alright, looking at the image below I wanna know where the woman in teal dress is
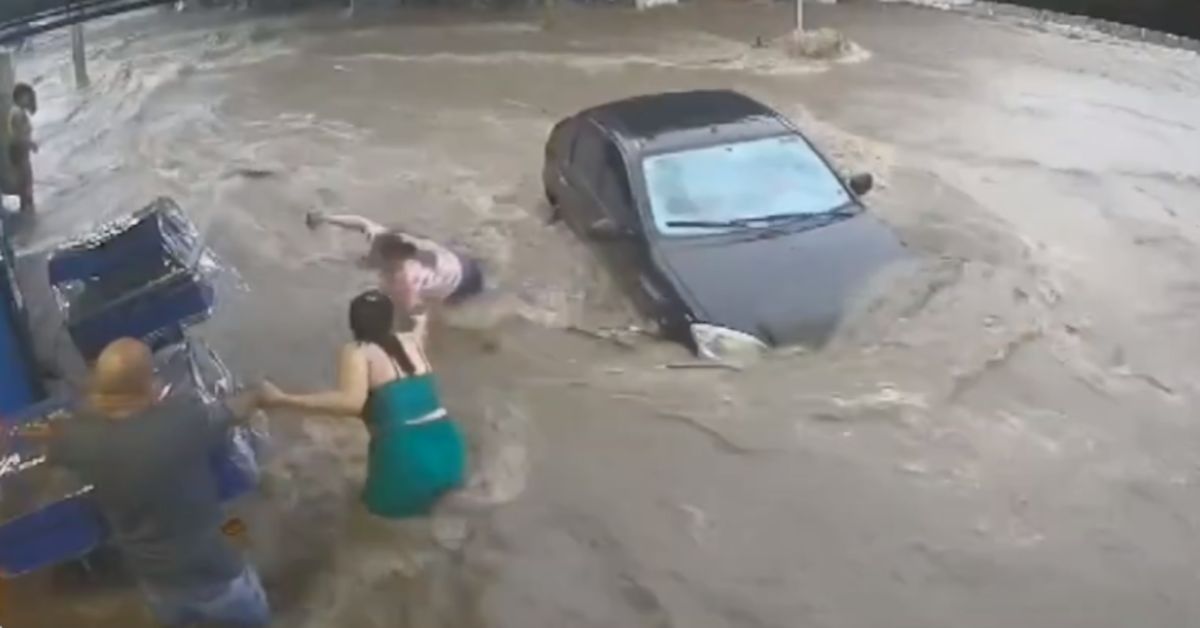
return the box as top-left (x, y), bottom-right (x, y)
top-left (260, 290), bottom-right (466, 518)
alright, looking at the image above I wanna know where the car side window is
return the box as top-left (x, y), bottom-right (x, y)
top-left (571, 123), bottom-right (607, 180)
top-left (597, 143), bottom-right (635, 222)
top-left (572, 122), bottom-right (637, 225)
top-left (548, 118), bottom-right (576, 161)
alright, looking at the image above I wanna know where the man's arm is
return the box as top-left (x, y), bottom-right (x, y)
top-left (15, 422), bottom-right (59, 441)
top-left (3, 414), bottom-right (70, 466)
top-left (2, 406), bottom-right (71, 444)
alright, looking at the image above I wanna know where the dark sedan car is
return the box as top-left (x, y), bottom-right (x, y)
top-left (543, 90), bottom-right (905, 359)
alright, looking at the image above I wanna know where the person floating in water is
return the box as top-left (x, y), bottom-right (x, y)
top-left (7, 83), bottom-right (38, 215)
top-left (306, 211), bottom-right (485, 314)
top-left (259, 290), bottom-right (467, 519)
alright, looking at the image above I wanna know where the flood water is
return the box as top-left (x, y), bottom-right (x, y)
top-left (5, 2), bottom-right (1200, 626)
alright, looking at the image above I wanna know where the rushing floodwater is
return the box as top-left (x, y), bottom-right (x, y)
top-left (5, 2), bottom-right (1200, 627)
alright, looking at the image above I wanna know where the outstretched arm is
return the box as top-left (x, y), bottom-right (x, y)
top-left (260, 344), bottom-right (370, 417)
top-left (308, 212), bottom-right (449, 254)
top-left (309, 212), bottom-right (388, 240)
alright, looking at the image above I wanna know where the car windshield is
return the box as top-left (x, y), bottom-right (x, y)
top-left (642, 135), bottom-right (851, 236)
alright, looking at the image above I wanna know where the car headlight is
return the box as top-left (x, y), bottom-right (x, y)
top-left (690, 323), bottom-right (768, 362)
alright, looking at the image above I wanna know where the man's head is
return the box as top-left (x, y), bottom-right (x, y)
top-left (88, 338), bottom-right (156, 417)
top-left (12, 83), bottom-right (36, 115)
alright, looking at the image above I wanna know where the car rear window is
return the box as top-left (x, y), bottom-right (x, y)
top-left (642, 135), bottom-right (850, 236)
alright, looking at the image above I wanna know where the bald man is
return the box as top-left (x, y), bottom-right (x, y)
top-left (42, 338), bottom-right (271, 627)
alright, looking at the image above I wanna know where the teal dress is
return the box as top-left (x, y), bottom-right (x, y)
top-left (362, 374), bottom-right (466, 518)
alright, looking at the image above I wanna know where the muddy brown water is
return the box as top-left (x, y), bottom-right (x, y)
top-left (4, 2), bottom-right (1200, 627)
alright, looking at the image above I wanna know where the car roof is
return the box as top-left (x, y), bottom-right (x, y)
top-left (583, 90), bottom-right (791, 152)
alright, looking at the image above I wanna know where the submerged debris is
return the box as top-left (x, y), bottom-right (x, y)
top-left (653, 410), bottom-right (781, 456)
top-left (780, 28), bottom-right (854, 60)
top-left (224, 166), bottom-right (280, 180)
top-left (564, 325), bottom-right (639, 350)
top-left (662, 361), bottom-right (742, 372)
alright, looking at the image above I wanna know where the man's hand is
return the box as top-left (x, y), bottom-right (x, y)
top-left (19, 423), bottom-right (55, 440)
top-left (227, 389), bottom-right (263, 420)
top-left (305, 211), bottom-right (326, 230)
top-left (2, 421), bottom-right (58, 446)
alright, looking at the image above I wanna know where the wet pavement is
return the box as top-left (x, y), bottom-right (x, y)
top-left (5, 1), bottom-right (1200, 626)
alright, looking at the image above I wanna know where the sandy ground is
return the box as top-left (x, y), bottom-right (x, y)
top-left (4, 1), bottom-right (1200, 626)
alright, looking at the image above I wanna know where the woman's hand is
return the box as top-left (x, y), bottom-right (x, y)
top-left (251, 347), bottom-right (369, 418)
top-left (258, 381), bottom-right (287, 407)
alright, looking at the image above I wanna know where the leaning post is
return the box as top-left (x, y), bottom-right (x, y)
top-left (72, 14), bottom-right (90, 89)
top-left (0, 49), bottom-right (14, 194)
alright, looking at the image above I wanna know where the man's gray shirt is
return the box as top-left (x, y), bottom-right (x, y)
top-left (50, 394), bottom-right (244, 589)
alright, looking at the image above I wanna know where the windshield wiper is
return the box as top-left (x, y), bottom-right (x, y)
top-left (664, 219), bottom-right (756, 229)
top-left (665, 204), bottom-right (859, 230)
top-left (744, 204), bottom-right (860, 224)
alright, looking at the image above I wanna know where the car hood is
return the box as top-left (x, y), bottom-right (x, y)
top-left (654, 213), bottom-right (906, 348)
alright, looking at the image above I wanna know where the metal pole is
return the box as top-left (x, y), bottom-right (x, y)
top-left (0, 49), bottom-right (13, 195)
top-left (795, 0), bottom-right (804, 33)
top-left (71, 15), bottom-right (90, 89)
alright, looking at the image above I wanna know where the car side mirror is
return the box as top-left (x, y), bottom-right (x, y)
top-left (848, 172), bottom-right (874, 196)
top-left (586, 218), bottom-right (632, 241)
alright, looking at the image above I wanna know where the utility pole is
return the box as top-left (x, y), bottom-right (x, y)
top-left (72, 24), bottom-right (89, 88)
top-left (0, 49), bottom-right (12, 197)
top-left (71, 2), bottom-right (90, 89)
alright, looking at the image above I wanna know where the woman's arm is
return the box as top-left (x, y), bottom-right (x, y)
top-left (260, 344), bottom-right (370, 417)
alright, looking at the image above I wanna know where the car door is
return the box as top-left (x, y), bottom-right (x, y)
top-left (578, 130), bottom-right (677, 327)
top-left (543, 117), bottom-right (576, 218)
top-left (557, 118), bottom-right (610, 234)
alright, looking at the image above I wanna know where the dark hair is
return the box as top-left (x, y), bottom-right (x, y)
top-left (12, 83), bottom-right (34, 103)
top-left (367, 232), bottom-right (419, 267)
top-left (348, 290), bottom-right (415, 376)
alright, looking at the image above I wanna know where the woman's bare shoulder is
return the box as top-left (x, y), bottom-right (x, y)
top-left (341, 341), bottom-right (369, 358)
top-left (392, 330), bottom-right (420, 345)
